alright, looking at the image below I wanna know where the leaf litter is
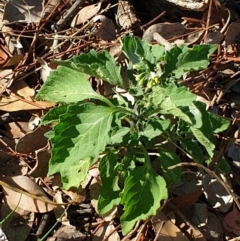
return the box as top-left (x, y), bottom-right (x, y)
top-left (0, 0), bottom-right (240, 240)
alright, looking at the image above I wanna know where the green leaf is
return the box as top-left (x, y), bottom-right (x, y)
top-left (148, 83), bottom-right (196, 107)
top-left (120, 164), bottom-right (168, 235)
top-left (56, 50), bottom-right (125, 87)
top-left (190, 126), bottom-right (215, 157)
top-left (41, 106), bottom-right (68, 125)
top-left (180, 138), bottom-right (204, 164)
top-left (159, 150), bottom-right (182, 183)
top-left (44, 130), bottom-right (55, 140)
top-left (164, 44), bottom-right (217, 78)
top-left (146, 85), bottom-right (205, 128)
top-left (218, 157), bottom-right (230, 174)
top-left (48, 103), bottom-right (116, 189)
top-left (208, 113), bottom-right (230, 133)
top-left (36, 66), bottom-right (110, 105)
top-left (98, 151), bottom-right (121, 214)
top-left (163, 83), bottom-right (196, 107)
top-left (141, 119), bottom-right (171, 140)
top-left (110, 126), bottom-right (130, 144)
top-left (121, 35), bottom-right (165, 65)
top-left (121, 35), bottom-right (144, 64)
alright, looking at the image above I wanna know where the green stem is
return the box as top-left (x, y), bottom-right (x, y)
top-left (38, 205), bottom-right (70, 241)
top-left (139, 143), bottom-right (151, 168)
top-left (116, 106), bottom-right (138, 117)
top-left (98, 95), bottom-right (115, 108)
top-left (0, 192), bottom-right (22, 225)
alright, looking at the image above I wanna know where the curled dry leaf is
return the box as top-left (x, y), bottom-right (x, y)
top-left (143, 23), bottom-right (187, 42)
top-left (93, 15), bottom-right (116, 41)
top-left (153, 32), bottom-right (172, 51)
top-left (116, 0), bottom-right (140, 30)
top-left (186, 30), bottom-right (204, 45)
top-left (28, 146), bottom-right (51, 178)
top-left (0, 175), bottom-right (58, 213)
top-left (71, 2), bottom-right (102, 27)
top-left (37, 57), bottom-right (52, 83)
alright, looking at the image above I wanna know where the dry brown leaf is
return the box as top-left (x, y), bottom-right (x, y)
top-left (0, 95), bottom-right (54, 111)
top-left (3, 54), bottom-right (23, 67)
top-left (225, 22), bottom-right (240, 45)
top-left (223, 204), bottom-right (240, 236)
top-left (0, 78), bottom-right (54, 111)
top-left (90, 178), bottom-right (101, 211)
top-left (93, 15), bottom-right (116, 41)
top-left (116, 0), bottom-right (140, 30)
top-left (152, 210), bottom-right (190, 241)
top-left (93, 223), bottom-right (120, 241)
top-left (0, 136), bottom-right (26, 176)
top-left (47, 225), bottom-right (85, 241)
top-left (28, 146), bottom-right (51, 178)
top-left (53, 191), bottom-right (70, 226)
top-left (143, 23), bottom-right (187, 42)
top-left (162, 191), bottom-right (203, 215)
top-left (185, 30), bottom-right (204, 45)
top-left (37, 57), bottom-right (52, 83)
top-left (1, 202), bottom-right (34, 241)
top-left (44, 0), bottom-right (61, 17)
top-left (71, 2), bottom-right (102, 27)
top-left (16, 126), bottom-right (50, 154)
top-left (62, 187), bottom-right (86, 203)
top-left (0, 44), bottom-right (9, 66)
top-left (3, 121), bottom-right (29, 139)
top-left (3, 0), bottom-right (44, 23)
top-left (1, 175), bottom-right (57, 213)
top-left (0, 68), bottom-right (13, 93)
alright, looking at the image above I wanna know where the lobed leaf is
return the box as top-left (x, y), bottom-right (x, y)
top-left (141, 119), bottom-right (171, 140)
top-left (159, 150), bottom-right (182, 183)
top-left (121, 35), bottom-right (165, 65)
top-left (180, 138), bottom-right (204, 164)
top-left (164, 44), bottom-right (217, 78)
top-left (98, 151), bottom-right (121, 214)
top-left (48, 103), bottom-right (116, 189)
top-left (120, 164), bottom-right (168, 234)
top-left (36, 66), bottom-right (108, 104)
top-left (56, 50), bottom-right (125, 87)
top-left (41, 105), bottom-right (68, 125)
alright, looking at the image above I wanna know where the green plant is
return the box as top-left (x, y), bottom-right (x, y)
top-left (36, 35), bottom-right (230, 234)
